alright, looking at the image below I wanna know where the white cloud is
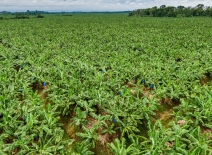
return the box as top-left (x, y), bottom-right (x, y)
top-left (0, 0), bottom-right (212, 12)
top-left (153, 0), bottom-right (212, 7)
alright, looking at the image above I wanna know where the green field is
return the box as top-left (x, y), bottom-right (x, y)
top-left (0, 14), bottom-right (212, 154)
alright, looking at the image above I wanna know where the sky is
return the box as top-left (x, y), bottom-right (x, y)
top-left (0, 0), bottom-right (212, 12)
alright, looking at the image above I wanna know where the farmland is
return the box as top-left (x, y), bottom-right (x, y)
top-left (0, 14), bottom-right (212, 154)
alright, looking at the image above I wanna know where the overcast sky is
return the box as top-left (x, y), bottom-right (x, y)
top-left (1, 0), bottom-right (212, 12)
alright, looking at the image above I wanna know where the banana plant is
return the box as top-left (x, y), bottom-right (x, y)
top-left (73, 140), bottom-right (94, 155)
top-left (186, 126), bottom-right (212, 155)
top-left (76, 124), bottom-right (99, 148)
top-left (108, 137), bottom-right (140, 155)
top-left (71, 107), bottom-right (87, 127)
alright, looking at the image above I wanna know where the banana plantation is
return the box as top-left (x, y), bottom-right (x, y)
top-left (0, 14), bottom-right (212, 154)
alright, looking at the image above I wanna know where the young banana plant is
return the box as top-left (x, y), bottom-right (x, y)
top-left (108, 137), bottom-right (140, 155)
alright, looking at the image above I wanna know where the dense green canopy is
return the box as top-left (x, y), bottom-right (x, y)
top-left (129, 4), bottom-right (212, 17)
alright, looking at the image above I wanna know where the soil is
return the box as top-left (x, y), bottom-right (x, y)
top-left (153, 98), bottom-right (181, 127)
top-left (92, 135), bottom-right (113, 155)
top-left (159, 110), bottom-right (172, 121)
top-left (200, 73), bottom-right (212, 85)
top-left (125, 81), bottom-right (135, 88)
top-left (31, 82), bottom-right (49, 107)
top-left (98, 133), bottom-right (110, 145)
top-left (32, 85), bottom-right (48, 99)
top-left (177, 120), bottom-right (186, 126)
top-left (4, 136), bottom-right (13, 144)
top-left (141, 88), bottom-right (155, 100)
top-left (200, 125), bottom-right (212, 139)
top-left (165, 141), bottom-right (174, 148)
top-left (85, 116), bottom-right (99, 130)
top-left (92, 130), bottom-right (121, 155)
top-left (85, 114), bottom-right (120, 155)
top-left (58, 104), bottom-right (79, 140)
top-left (137, 121), bottom-right (149, 137)
top-left (12, 148), bottom-right (19, 155)
top-left (126, 82), bottom-right (155, 100)
top-left (14, 65), bottom-right (21, 72)
top-left (153, 109), bottom-right (174, 128)
top-left (60, 118), bottom-right (77, 139)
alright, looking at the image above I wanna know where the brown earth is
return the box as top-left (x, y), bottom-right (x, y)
top-left (153, 98), bottom-right (181, 127)
top-left (31, 82), bottom-right (49, 107)
top-left (93, 131), bottom-right (120, 155)
top-left (60, 118), bottom-right (78, 139)
top-left (200, 125), bottom-right (212, 139)
top-left (126, 81), bottom-right (155, 100)
top-left (200, 73), bottom-right (212, 85)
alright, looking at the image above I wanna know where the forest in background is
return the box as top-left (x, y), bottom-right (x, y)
top-left (129, 4), bottom-right (212, 17)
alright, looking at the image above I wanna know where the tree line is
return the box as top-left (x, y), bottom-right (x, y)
top-left (129, 4), bottom-right (212, 17)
